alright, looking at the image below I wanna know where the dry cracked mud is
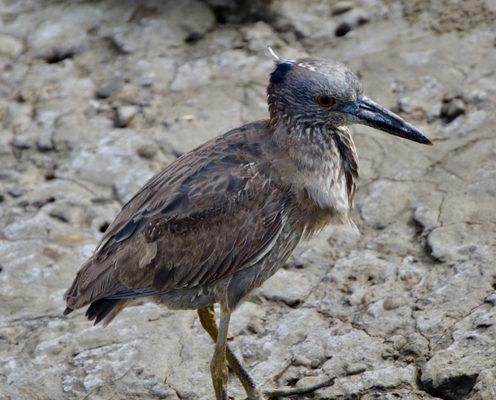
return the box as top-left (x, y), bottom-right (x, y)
top-left (1, 1), bottom-right (495, 399)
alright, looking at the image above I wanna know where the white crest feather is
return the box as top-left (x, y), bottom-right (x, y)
top-left (267, 45), bottom-right (280, 61)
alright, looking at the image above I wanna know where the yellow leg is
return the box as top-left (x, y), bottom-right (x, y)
top-left (210, 304), bottom-right (230, 400)
top-left (198, 305), bottom-right (264, 400)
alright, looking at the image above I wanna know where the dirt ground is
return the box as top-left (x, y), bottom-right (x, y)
top-left (1, 1), bottom-right (495, 399)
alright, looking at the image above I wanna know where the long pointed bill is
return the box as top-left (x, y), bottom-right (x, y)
top-left (336, 96), bottom-right (432, 145)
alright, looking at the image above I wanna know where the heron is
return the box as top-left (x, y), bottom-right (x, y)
top-left (64, 49), bottom-right (431, 400)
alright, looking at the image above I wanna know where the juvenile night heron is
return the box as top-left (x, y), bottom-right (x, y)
top-left (64, 50), bottom-right (431, 400)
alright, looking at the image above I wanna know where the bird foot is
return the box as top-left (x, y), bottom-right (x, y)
top-left (262, 375), bottom-right (336, 398)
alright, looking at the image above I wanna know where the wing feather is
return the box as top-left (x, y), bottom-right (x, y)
top-left (64, 122), bottom-right (293, 310)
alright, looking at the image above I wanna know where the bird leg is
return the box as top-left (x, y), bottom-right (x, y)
top-left (198, 306), bottom-right (335, 399)
top-left (198, 306), bottom-right (264, 400)
top-left (210, 304), bottom-right (231, 400)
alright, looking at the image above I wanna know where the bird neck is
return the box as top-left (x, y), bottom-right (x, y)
top-left (270, 118), bottom-right (359, 223)
top-left (270, 118), bottom-right (354, 170)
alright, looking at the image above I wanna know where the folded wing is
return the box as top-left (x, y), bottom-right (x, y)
top-left (64, 125), bottom-right (293, 314)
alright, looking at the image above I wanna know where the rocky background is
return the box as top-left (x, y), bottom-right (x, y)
top-left (1, 0), bottom-right (495, 399)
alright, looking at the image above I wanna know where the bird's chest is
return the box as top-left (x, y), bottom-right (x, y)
top-left (306, 161), bottom-right (348, 213)
top-left (296, 158), bottom-right (350, 223)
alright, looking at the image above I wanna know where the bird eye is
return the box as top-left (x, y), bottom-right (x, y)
top-left (316, 95), bottom-right (335, 108)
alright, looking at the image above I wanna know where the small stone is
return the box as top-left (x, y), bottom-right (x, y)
top-left (484, 293), bottom-right (496, 305)
top-left (473, 314), bottom-right (494, 328)
top-left (55, 233), bottom-right (84, 244)
top-left (12, 137), bottom-right (31, 149)
top-left (383, 296), bottom-right (402, 310)
top-left (0, 34), bottom-right (24, 57)
top-left (29, 16), bottom-right (88, 60)
top-left (91, 197), bottom-right (114, 205)
top-left (114, 105), bottom-right (138, 128)
top-left (413, 205), bottom-right (438, 232)
top-left (345, 362), bottom-right (367, 375)
top-left (7, 187), bottom-right (24, 198)
top-left (36, 131), bottom-right (54, 152)
top-left (381, 347), bottom-right (395, 359)
top-left (293, 354), bottom-right (311, 367)
top-left (43, 247), bottom-right (62, 261)
top-left (95, 80), bottom-right (120, 99)
top-left (150, 383), bottom-right (176, 398)
top-left (49, 208), bottom-right (70, 223)
top-left (137, 144), bottom-right (158, 159)
top-left (180, 114), bottom-right (195, 122)
top-left (391, 335), bottom-right (408, 351)
top-left (335, 22), bottom-right (353, 37)
top-left (440, 97), bottom-right (466, 122)
top-left (332, 1), bottom-right (355, 15)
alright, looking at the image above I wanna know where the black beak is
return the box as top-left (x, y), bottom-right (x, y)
top-left (336, 96), bottom-right (432, 145)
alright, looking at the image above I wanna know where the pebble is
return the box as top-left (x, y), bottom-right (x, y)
top-left (390, 335), bottom-right (408, 351)
top-left (440, 97), bottom-right (466, 122)
top-left (137, 144), bottom-right (158, 159)
top-left (293, 354), bottom-right (312, 367)
top-left (36, 131), bottom-right (54, 152)
top-left (95, 80), bottom-right (121, 99)
top-left (332, 1), bottom-right (355, 15)
top-left (484, 293), bottom-right (496, 305)
top-left (180, 114), bottom-right (195, 122)
top-left (345, 362), bottom-right (367, 375)
top-left (7, 187), bottom-right (24, 198)
top-left (11, 137), bottom-right (32, 149)
top-left (114, 105), bottom-right (138, 128)
top-left (473, 314), bottom-right (494, 328)
top-left (383, 296), bottom-right (402, 310)
top-left (0, 34), bottom-right (24, 57)
top-left (55, 232), bottom-right (84, 244)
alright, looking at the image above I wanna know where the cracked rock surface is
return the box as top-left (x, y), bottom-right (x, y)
top-left (1, 1), bottom-right (495, 399)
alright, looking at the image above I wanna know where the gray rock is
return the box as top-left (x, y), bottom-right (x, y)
top-left (345, 362), bottom-right (367, 375)
top-left (29, 14), bottom-right (90, 59)
top-left (137, 144), bottom-right (158, 159)
top-left (114, 105), bottom-right (139, 128)
top-left (257, 268), bottom-right (314, 306)
top-left (441, 97), bottom-right (466, 122)
top-left (95, 80), bottom-right (121, 99)
top-left (0, 33), bottom-right (24, 57)
top-left (7, 186), bottom-right (25, 198)
top-left (52, 113), bottom-right (111, 151)
top-left (332, 1), bottom-right (355, 15)
top-left (467, 367), bottom-right (496, 400)
top-left (484, 293), bottom-right (496, 305)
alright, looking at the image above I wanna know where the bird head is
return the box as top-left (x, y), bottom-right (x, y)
top-left (267, 53), bottom-right (431, 145)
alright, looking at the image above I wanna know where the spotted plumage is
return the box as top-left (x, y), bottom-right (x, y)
top-left (64, 52), bottom-right (431, 400)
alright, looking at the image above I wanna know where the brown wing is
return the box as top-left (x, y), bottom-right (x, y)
top-left (64, 122), bottom-right (293, 310)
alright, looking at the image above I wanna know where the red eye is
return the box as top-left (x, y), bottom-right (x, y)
top-left (316, 95), bottom-right (335, 108)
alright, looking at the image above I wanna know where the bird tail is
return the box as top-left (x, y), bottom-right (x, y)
top-left (63, 255), bottom-right (126, 325)
top-left (64, 297), bottom-right (129, 326)
top-left (87, 298), bottom-right (130, 326)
